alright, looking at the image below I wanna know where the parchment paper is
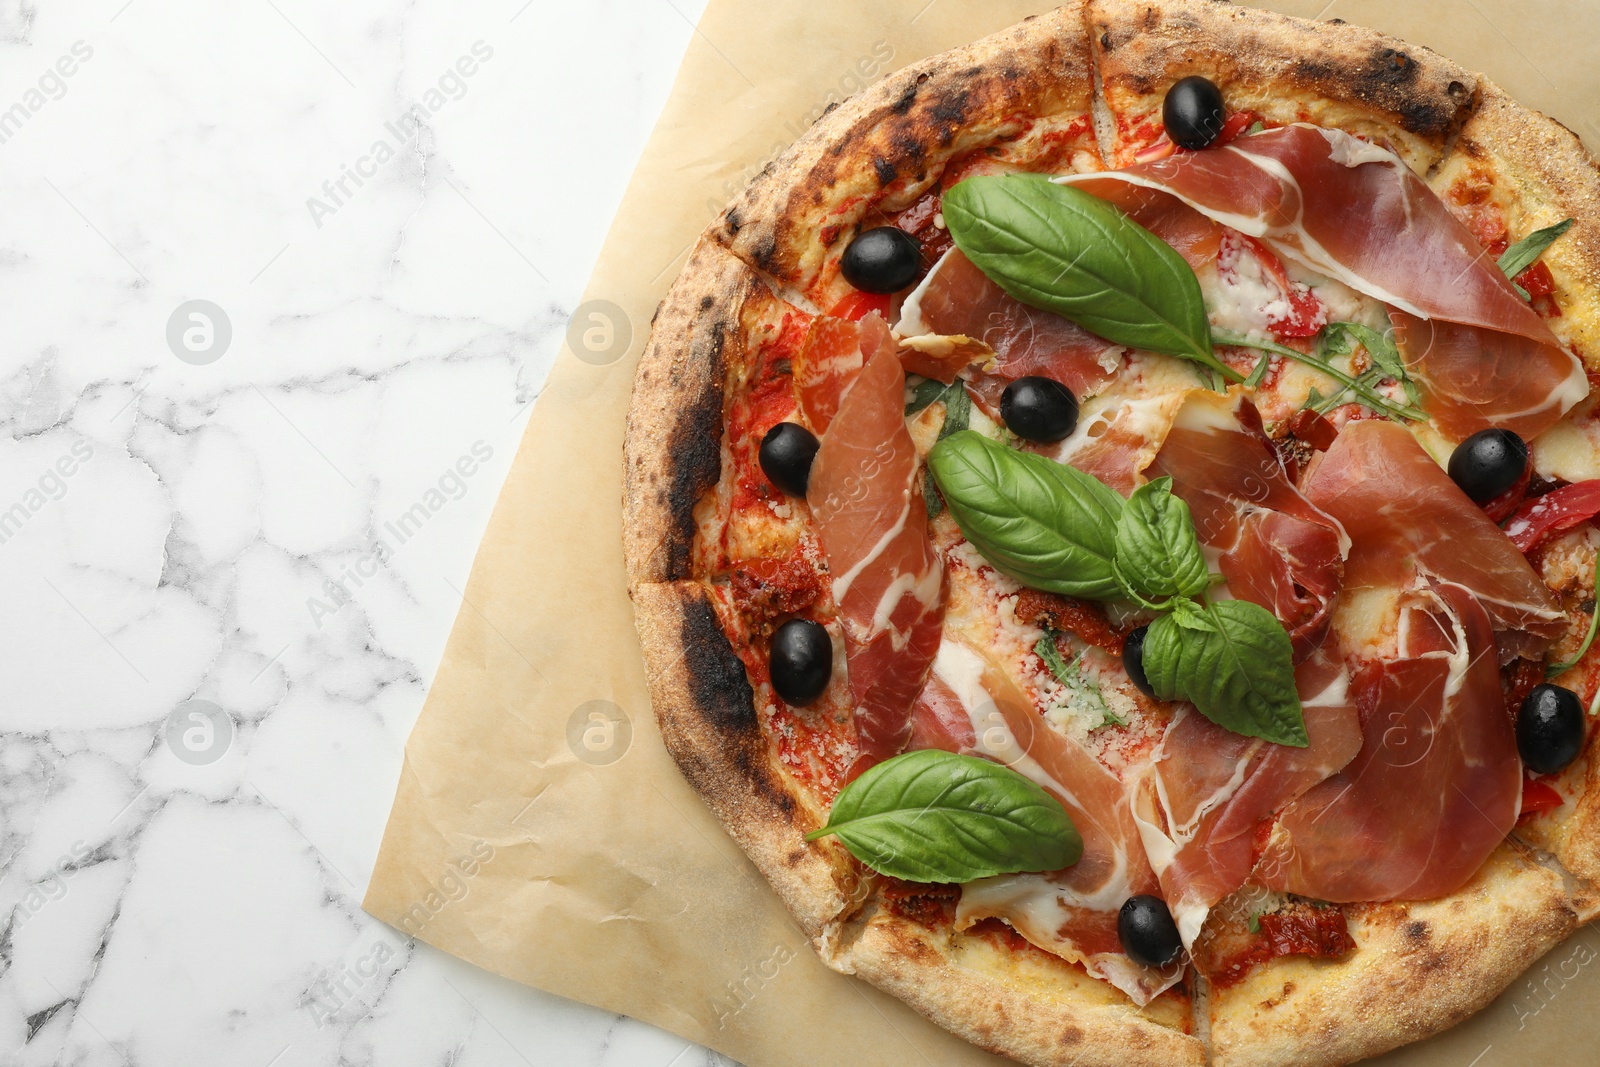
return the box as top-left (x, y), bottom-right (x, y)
top-left (364, 2), bottom-right (1600, 1064)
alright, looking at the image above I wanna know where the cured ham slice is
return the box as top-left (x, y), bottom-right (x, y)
top-left (898, 249), bottom-right (1122, 397)
top-left (1145, 392), bottom-right (1347, 656)
top-left (792, 312), bottom-right (895, 434)
top-left (1133, 643), bottom-right (1361, 946)
top-left (1062, 124), bottom-right (1587, 439)
top-left (807, 346), bottom-right (945, 777)
top-left (1301, 420), bottom-right (1563, 654)
top-left (915, 639), bottom-right (1179, 1004)
top-left (1257, 582), bottom-right (1522, 901)
top-left (1390, 309), bottom-right (1590, 442)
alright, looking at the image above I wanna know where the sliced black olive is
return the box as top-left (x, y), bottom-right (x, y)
top-left (771, 618), bottom-right (832, 706)
top-left (1119, 894), bottom-right (1183, 968)
top-left (840, 227), bottom-right (921, 294)
top-left (1163, 76), bottom-right (1227, 150)
top-left (1000, 376), bottom-right (1079, 443)
top-left (1447, 428), bottom-right (1528, 503)
top-left (1518, 683), bottom-right (1585, 775)
top-left (1123, 625), bottom-right (1156, 699)
top-left (760, 422), bottom-right (820, 498)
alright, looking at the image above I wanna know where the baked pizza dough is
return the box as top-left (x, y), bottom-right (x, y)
top-left (623, 3), bottom-right (1600, 1065)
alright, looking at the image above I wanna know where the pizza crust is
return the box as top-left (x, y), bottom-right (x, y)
top-left (1207, 845), bottom-right (1579, 1067)
top-left (623, 238), bottom-right (760, 586)
top-left (1088, 0), bottom-right (1478, 171)
top-left (714, 1), bottom-right (1101, 295)
top-left (824, 907), bottom-right (1204, 1067)
top-left (631, 580), bottom-right (867, 936)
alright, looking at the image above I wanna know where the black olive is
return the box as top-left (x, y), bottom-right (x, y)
top-left (1517, 683), bottom-right (1585, 775)
top-left (1123, 626), bottom-right (1156, 699)
top-left (1447, 428), bottom-right (1528, 503)
top-left (1119, 894), bottom-right (1183, 968)
top-left (840, 227), bottom-right (921, 294)
top-left (771, 619), bottom-right (832, 706)
top-left (760, 422), bottom-right (820, 498)
top-left (1000, 376), bottom-right (1079, 443)
top-left (1163, 76), bottom-right (1227, 150)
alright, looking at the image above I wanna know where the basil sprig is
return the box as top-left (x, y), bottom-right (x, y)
top-left (1498, 218), bottom-right (1573, 286)
top-left (805, 749), bottom-right (1083, 882)
top-left (942, 174), bottom-right (1238, 383)
top-left (1144, 600), bottom-right (1307, 747)
top-left (926, 430), bottom-right (1124, 599)
top-left (928, 430), bottom-right (1306, 747)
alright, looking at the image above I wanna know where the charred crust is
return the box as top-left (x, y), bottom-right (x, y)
top-left (659, 334), bottom-right (725, 579)
top-left (873, 157), bottom-right (898, 184)
top-left (679, 593), bottom-right (758, 735)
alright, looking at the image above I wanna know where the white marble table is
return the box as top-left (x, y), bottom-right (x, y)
top-left (0, 1), bottom-right (735, 1063)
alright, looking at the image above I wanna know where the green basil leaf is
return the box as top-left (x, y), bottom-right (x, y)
top-left (1498, 218), bottom-right (1574, 281)
top-left (1114, 476), bottom-right (1210, 601)
top-left (1143, 599), bottom-right (1307, 747)
top-left (1035, 632), bottom-right (1125, 728)
top-left (805, 749), bottom-right (1083, 882)
top-left (943, 174), bottom-right (1233, 379)
top-left (928, 430), bottom-right (1124, 599)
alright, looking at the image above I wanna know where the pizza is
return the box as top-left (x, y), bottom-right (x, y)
top-left (621, 3), bottom-right (1600, 1065)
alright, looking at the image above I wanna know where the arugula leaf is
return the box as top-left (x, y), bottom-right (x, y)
top-left (1035, 633), bottom-right (1125, 728)
top-left (1322, 322), bottom-right (1420, 407)
top-left (805, 749), bottom-right (1083, 882)
top-left (928, 430), bottom-right (1125, 599)
top-left (906, 376), bottom-right (948, 416)
top-left (1549, 555), bottom-right (1600, 678)
top-left (1215, 329), bottom-right (1425, 421)
top-left (1143, 599), bottom-right (1307, 747)
top-left (1114, 476), bottom-right (1210, 603)
top-left (938, 378), bottom-right (971, 441)
top-left (1498, 219), bottom-right (1574, 281)
top-left (923, 473), bottom-right (944, 520)
top-left (943, 174), bottom-right (1239, 381)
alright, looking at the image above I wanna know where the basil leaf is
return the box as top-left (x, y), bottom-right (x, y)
top-left (1036, 633), bottom-right (1125, 728)
top-left (928, 430), bottom-right (1124, 599)
top-left (1143, 599), bottom-right (1307, 747)
top-left (1114, 476), bottom-right (1210, 602)
top-left (805, 749), bottom-right (1083, 882)
top-left (1498, 218), bottom-right (1573, 281)
top-left (943, 175), bottom-right (1234, 380)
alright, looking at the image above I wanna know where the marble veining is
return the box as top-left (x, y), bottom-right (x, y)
top-left (0, 1), bottom-right (736, 1064)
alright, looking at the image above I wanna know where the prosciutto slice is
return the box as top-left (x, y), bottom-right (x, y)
top-left (1133, 642), bottom-right (1361, 945)
top-left (898, 249), bottom-right (1122, 396)
top-left (1062, 124), bottom-right (1587, 438)
top-left (807, 346), bottom-right (945, 777)
top-left (793, 312), bottom-right (896, 434)
top-left (912, 640), bottom-right (1179, 1004)
top-left (1145, 392), bottom-right (1347, 656)
top-left (1257, 582), bottom-right (1522, 901)
top-left (1301, 419), bottom-right (1563, 654)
